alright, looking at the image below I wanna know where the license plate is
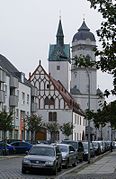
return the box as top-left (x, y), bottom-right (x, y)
top-left (32, 164), bottom-right (44, 168)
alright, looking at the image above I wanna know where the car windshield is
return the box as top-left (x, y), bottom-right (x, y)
top-left (29, 146), bottom-right (55, 156)
top-left (58, 145), bottom-right (68, 152)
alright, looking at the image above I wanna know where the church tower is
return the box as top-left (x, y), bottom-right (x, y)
top-left (48, 18), bottom-right (71, 92)
top-left (71, 19), bottom-right (99, 111)
top-left (71, 19), bottom-right (105, 140)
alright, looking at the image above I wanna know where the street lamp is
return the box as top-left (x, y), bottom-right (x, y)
top-left (60, 54), bottom-right (91, 163)
top-left (86, 67), bottom-right (91, 164)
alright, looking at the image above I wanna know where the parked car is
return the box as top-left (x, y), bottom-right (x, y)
top-left (22, 144), bottom-right (62, 175)
top-left (96, 141), bottom-right (105, 153)
top-left (10, 141), bottom-right (32, 154)
top-left (0, 141), bottom-right (16, 155)
top-left (61, 139), bottom-right (84, 162)
top-left (113, 141), bottom-right (116, 149)
top-left (92, 141), bottom-right (101, 155)
top-left (57, 143), bottom-right (77, 168)
top-left (82, 141), bottom-right (95, 161)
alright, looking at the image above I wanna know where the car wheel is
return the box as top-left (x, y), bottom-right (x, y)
top-left (72, 161), bottom-right (77, 167)
top-left (64, 160), bottom-right (69, 169)
top-left (22, 167), bottom-right (26, 174)
top-left (58, 164), bottom-right (62, 172)
top-left (52, 165), bottom-right (57, 175)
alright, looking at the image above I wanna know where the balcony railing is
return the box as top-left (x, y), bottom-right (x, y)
top-left (9, 95), bottom-right (18, 107)
top-left (0, 69), bottom-right (6, 82)
top-left (0, 90), bottom-right (5, 103)
top-left (10, 76), bottom-right (19, 88)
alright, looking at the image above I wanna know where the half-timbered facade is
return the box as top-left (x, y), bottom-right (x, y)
top-left (29, 61), bottom-right (85, 142)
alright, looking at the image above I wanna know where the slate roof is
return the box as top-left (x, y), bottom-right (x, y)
top-left (0, 54), bottom-right (31, 87)
top-left (72, 20), bottom-right (96, 42)
top-left (48, 19), bottom-right (70, 62)
top-left (48, 44), bottom-right (70, 62)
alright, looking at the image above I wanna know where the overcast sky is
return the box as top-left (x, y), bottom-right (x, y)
top-left (0, 0), bottom-right (115, 102)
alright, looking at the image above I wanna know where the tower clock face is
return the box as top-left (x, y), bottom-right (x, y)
top-left (56, 50), bottom-right (63, 56)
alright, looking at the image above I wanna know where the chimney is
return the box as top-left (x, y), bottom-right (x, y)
top-left (29, 72), bottom-right (31, 78)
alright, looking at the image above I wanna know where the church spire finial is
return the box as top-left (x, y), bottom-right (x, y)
top-left (83, 14), bottom-right (85, 22)
top-left (59, 10), bottom-right (61, 20)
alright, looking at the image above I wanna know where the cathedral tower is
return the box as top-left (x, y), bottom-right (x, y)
top-left (48, 18), bottom-right (71, 92)
top-left (71, 19), bottom-right (98, 111)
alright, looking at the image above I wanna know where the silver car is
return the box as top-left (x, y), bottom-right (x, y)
top-left (57, 143), bottom-right (77, 168)
top-left (22, 144), bottom-right (62, 175)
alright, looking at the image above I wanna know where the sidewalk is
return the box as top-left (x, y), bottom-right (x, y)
top-left (0, 154), bottom-right (23, 160)
top-left (59, 149), bottom-right (116, 179)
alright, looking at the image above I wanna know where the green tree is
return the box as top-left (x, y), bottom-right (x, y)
top-left (87, 0), bottom-right (116, 94)
top-left (91, 101), bottom-right (116, 140)
top-left (60, 122), bottom-right (74, 139)
top-left (92, 108), bottom-right (107, 140)
top-left (0, 111), bottom-right (14, 155)
top-left (26, 114), bottom-right (43, 143)
top-left (45, 122), bottom-right (60, 143)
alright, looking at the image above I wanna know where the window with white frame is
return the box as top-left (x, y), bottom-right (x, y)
top-left (77, 116), bottom-right (79, 125)
top-left (74, 132), bottom-right (76, 141)
top-left (17, 90), bottom-right (19, 101)
top-left (5, 84), bottom-right (7, 96)
top-left (27, 94), bottom-right (29, 104)
top-left (75, 114), bottom-right (76, 124)
top-left (80, 133), bottom-right (81, 140)
top-left (22, 92), bottom-right (25, 104)
top-left (16, 109), bottom-right (19, 119)
top-left (77, 133), bottom-right (78, 140)
top-left (80, 116), bottom-right (81, 125)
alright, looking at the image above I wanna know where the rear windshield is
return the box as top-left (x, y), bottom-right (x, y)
top-left (58, 145), bottom-right (68, 152)
top-left (61, 141), bottom-right (78, 149)
top-left (29, 146), bottom-right (55, 156)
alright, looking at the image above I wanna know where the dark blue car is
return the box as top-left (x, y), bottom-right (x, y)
top-left (0, 141), bottom-right (16, 155)
top-left (10, 141), bottom-right (32, 154)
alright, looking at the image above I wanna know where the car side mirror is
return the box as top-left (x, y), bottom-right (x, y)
top-left (57, 153), bottom-right (61, 157)
top-left (25, 151), bottom-right (29, 155)
top-left (69, 150), bottom-right (74, 154)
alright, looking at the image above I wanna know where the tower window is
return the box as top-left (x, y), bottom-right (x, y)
top-left (57, 66), bottom-right (60, 70)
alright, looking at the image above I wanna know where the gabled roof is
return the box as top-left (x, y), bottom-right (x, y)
top-left (29, 62), bottom-right (85, 116)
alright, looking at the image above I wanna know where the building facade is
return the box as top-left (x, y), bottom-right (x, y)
top-left (0, 54), bottom-right (32, 140)
top-left (29, 61), bottom-right (85, 142)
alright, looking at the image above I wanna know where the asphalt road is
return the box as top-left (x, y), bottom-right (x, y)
top-left (0, 151), bottom-right (115, 179)
top-left (0, 156), bottom-right (76, 179)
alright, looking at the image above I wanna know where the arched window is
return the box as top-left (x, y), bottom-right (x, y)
top-left (44, 97), bottom-right (49, 105)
